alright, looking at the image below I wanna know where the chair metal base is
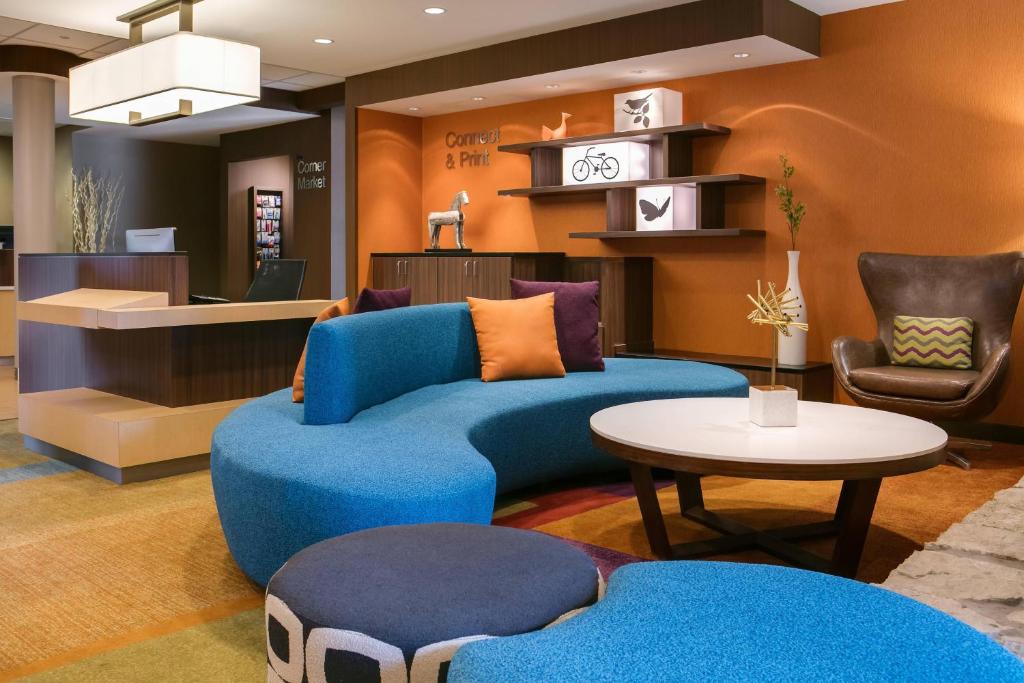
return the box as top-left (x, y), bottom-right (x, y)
top-left (945, 438), bottom-right (993, 470)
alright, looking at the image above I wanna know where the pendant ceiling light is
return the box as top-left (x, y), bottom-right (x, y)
top-left (69, 0), bottom-right (260, 126)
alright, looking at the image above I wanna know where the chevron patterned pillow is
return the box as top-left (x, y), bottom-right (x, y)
top-left (892, 316), bottom-right (974, 369)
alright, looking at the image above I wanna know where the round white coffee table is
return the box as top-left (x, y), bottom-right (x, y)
top-left (590, 398), bottom-right (948, 578)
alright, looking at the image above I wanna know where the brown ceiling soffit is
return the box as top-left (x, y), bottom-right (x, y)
top-left (337, 0), bottom-right (819, 107)
top-left (0, 45), bottom-right (86, 77)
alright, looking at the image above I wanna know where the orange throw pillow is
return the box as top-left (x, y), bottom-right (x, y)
top-left (292, 298), bottom-right (350, 402)
top-left (467, 294), bottom-right (566, 382)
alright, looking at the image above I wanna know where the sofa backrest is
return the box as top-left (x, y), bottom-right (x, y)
top-left (304, 303), bottom-right (481, 424)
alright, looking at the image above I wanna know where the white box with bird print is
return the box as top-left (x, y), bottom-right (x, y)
top-left (635, 185), bottom-right (697, 230)
top-left (562, 142), bottom-right (649, 186)
top-left (614, 88), bottom-right (683, 132)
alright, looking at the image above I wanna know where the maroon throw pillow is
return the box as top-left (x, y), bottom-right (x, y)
top-left (353, 286), bottom-right (412, 313)
top-left (510, 279), bottom-right (603, 372)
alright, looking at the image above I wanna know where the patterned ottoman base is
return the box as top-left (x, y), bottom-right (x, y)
top-left (265, 523), bottom-right (602, 683)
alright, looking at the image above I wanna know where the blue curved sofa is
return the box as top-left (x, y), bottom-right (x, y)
top-left (211, 303), bottom-right (747, 585)
top-left (448, 561), bottom-right (1024, 682)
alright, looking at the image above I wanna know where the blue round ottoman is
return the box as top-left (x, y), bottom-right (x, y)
top-left (448, 561), bottom-right (1024, 682)
top-left (265, 523), bottom-right (602, 683)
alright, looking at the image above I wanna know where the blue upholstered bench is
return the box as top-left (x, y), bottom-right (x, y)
top-left (448, 561), bottom-right (1024, 682)
top-left (211, 303), bottom-right (748, 585)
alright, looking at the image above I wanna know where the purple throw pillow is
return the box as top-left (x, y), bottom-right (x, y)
top-left (510, 279), bottom-right (604, 372)
top-left (353, 287), bottom-right (412, 314)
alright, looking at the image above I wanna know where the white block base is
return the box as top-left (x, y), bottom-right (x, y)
top-left (749, 385), bottom-right (798, 427)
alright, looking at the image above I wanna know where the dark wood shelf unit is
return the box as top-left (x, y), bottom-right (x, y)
top-left (570, 229), bottom-right (766, 240)
top-left (497, 123), bottom-right (731, 154)
top-left (497, 121), bottom-right (764, 238)
top-left (497, 174), bottom-right (764, 198)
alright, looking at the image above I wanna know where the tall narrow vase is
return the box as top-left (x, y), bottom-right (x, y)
top-left (777, 250), bottom-right (807, 366)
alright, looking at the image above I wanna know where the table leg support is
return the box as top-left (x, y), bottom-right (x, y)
top-left (629, 462), bottom-right (672, 559)
top-left (830, 478), bottom-right (882, 578)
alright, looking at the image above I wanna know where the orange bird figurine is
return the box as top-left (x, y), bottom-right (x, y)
top-left (541, 112), bottom-right (571, 141)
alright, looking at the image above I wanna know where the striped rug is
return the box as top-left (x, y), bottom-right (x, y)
top-left (2, 418), bottom-right (1022, 682)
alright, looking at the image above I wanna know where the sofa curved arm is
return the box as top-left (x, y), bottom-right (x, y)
top-left (964, 342), bottom-right (1010, 402)
top-left (831, 336), bottom-right (888, 380)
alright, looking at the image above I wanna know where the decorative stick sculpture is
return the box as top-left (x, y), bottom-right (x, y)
top-left (746, 280), bottom-right (809, 388)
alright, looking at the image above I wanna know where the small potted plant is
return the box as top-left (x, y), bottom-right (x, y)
top-left (746, 280), bottom-right (808, 427)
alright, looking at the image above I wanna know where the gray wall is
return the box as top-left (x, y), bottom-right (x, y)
top-left (72, 134), bottom-right (221, 294)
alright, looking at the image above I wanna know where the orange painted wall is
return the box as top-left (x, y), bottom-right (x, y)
top-left (359, 0), bottom-right (1024, 426)
top-left (356, 108), bottom-right (424, 287)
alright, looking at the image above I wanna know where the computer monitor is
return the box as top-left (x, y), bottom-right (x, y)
top-left (242, 259), bottom-right (306, 302)
top-left (126, 227), bottom-right (176, 252)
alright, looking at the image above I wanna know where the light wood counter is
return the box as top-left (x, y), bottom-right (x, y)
top-left (18, 288), bottom-right (331, 330)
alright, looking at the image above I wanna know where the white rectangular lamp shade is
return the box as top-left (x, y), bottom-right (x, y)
top-left (69, 32), bottom-right (261, 124)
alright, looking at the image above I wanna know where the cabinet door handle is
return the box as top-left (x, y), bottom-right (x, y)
top-left (464, 260), bottom-right (470, 277)
top-left (473, 260), bottom-right (478, 277)
top-left (402, 260), bottom-right (408, 276)
top-left (396, 261), bottom-right (401, 278)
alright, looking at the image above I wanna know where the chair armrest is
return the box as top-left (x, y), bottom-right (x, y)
top-left (965, 343), bottom-right (1011, 401)
top-left (832, 336), bottom-right (888, 378)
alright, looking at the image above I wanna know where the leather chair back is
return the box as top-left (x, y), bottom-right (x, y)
top-left (858, 252), bottom-right (1024, 369)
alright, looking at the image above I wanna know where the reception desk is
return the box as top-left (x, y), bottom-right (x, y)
top-left (17, 253), bottom-right (329, 483)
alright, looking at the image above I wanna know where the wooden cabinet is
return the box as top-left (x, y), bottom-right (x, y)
top-left (369, 256), bottom-right (437, 305)
top-left (369, 252), bottom-right (651, 356)
top-left (371, 253), bottom-right (562, 305)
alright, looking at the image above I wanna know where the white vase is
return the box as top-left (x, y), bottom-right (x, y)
top-left (777, 250), bottom-right (807, 366)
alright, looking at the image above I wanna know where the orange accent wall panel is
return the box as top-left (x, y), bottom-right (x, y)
top-left (359, 0), bottom-right (1024, 426)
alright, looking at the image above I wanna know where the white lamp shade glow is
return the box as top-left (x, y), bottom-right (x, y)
top-left (69, 32), bottom-right (260, 124)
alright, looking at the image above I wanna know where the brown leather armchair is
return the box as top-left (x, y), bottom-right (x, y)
top-left (833, 252), bottom-right (1024, 468)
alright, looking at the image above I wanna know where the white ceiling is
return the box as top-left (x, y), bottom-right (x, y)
top-left (0, 0), bottom-right (902, 81)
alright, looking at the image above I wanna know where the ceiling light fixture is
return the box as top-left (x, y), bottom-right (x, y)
top-left (313, 38), bottom-right (334, 45)
top-left (545, 84), bottom-right (560, 89)
top-left (630, 69), bottom-right (647, 74)
top-left (408, 106), bottom-right (421, 111)
top-left (471, 96), bottom-right (485, 101)
top-left (733, 52), bottom-right (751, 59)
top-left (69, 0), bottom-right (260, 127)
top-left (423, 7), bottom-right (446, 14)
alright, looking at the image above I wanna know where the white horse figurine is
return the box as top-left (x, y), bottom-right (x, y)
top-left (427, 190), bottom-right (470, 250)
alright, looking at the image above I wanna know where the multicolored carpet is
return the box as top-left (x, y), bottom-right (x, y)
top-left (2, 416), bottom-right (1022, 682)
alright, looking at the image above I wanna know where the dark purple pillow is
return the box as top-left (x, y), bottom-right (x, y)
top-left (510, 279), bottom-right (604, 372)
top-left (352, 286), bottom-right (412, 314)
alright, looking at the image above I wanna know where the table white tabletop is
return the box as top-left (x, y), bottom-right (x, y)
top-left (591, 398), bottom-right (948, 466)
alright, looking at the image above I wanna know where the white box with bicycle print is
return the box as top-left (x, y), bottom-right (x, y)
top-left (614, 87), bottom-right (683, 132)
top-left (562, 142), bottom-right (649, 186)
top-left (635, 185), bottom-right (697, 231)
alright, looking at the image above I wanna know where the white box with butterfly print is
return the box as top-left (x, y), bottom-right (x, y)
top-left (562, 142), bottom-right (649, 186)
top-left (614, 88), bottom-right (683, 132)
top-left (635, 185), bottom-right (697, 230)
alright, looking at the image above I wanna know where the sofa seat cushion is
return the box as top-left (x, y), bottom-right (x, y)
top-left (212, 358), bottom-right (748, 585)
top-left (849, 365), bottom-right (979, 400)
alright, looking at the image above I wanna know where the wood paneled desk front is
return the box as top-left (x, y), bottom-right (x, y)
top-left (17, 253), bottom-right (329, 483)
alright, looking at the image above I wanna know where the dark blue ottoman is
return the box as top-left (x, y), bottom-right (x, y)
top-left (265, 523), bottom-right (602, 683)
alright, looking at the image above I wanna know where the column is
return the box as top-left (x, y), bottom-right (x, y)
top-left (13, 75), bottom-right (57, 268)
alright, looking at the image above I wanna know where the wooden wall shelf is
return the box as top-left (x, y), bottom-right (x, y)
top-left (569, 229), bottom-right (765, 240)
top-left (497, 120), bottom-right (764, 238)
top-left (498, 174), bottom-right (764, 198)
top-left (497, 123), bottom-right (730, 154)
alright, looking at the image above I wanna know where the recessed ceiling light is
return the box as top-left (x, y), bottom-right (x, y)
top-left (408, 106), bottom-right (421, 111)
top-left (545, 84), bottom-right (560, 89)
top-left (630, 69), bottom-right (647, 74)
top-left (423, 7), bottom-right (446, 14)
top-left (313, 38), bottom-right (334, 45)
top-left (733, 52), bottom-right (750, 59)
top-left (471, 96), bottom-right (485, 101)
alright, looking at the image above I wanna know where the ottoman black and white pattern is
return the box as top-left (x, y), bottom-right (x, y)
top-left (265, 523), bottom-right (603, 683)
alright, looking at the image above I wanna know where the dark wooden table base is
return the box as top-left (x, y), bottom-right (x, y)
top-left (629, 463), bottom-right (882, 579)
